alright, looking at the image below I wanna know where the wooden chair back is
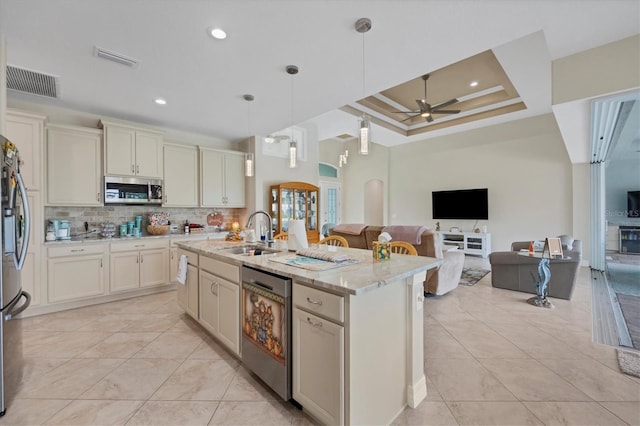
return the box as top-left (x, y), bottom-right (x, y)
top-left (318, 235), bottom-right (349, 247)
top-left (390, 241), bottom-right (418, 256)
top-left (273, 232), bottom-right (289, 240)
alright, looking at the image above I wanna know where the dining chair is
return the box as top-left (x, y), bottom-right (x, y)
top-left (318, 235), bottom-right (349, 247)
top-left (390, 241), bottom-right (418, 256)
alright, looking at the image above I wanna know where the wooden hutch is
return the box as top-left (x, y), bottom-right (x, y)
top-left (270, 181), bottom-right (319, 243)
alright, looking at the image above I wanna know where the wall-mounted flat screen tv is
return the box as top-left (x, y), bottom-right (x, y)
top-left (628, 191), bottom-right (640, 217)
top-left (432, 188), bottom-right (488, 220)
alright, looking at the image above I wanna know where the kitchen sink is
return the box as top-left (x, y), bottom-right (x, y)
top-left (220, 245), bottom-right (280, 256)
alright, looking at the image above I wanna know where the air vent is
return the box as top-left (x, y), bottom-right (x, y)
top-left (7, 65), bottom-right (59, 98)
top-left (94, 46), bottom-right (139, 67)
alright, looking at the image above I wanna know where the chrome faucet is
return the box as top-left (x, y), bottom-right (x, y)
top-left (245, 210), bottom-right (273, 244)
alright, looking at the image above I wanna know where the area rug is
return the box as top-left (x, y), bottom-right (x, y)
top-left (617, 349), bottom-right (640, 378)
top-left (459, 268), bottom-right (490, 286)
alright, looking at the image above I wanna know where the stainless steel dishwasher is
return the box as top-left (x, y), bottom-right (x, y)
top-left (241, 265), bottom-right (292, 400)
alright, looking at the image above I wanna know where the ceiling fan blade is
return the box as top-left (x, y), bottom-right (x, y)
top-left (401, 115), bottom-right (419, 122)
top-left (432, 98), bottom-right (459, 110)
top-left (416, 99), bottom-right (428, 111)
top-left (432, 109), bottom-right (461, 114)
top-left (425, 115), bottom-right (434, 123)
top-left (392, 110), bottom-right (419, 114)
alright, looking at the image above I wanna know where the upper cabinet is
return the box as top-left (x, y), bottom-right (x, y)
top-left (100, 120), bottom-right (163, 179)
top-left (6, 109), bottom-right (46, 191)
top-left (200, 148), bottom-right (245, 208)
top-left (163, 143), bottom-right (198, 207)
top-left (46, 125), bottom-right (103, 206)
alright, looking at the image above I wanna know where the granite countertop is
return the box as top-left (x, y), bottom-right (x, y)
top-left (43, 231), bottom-right (229, 245)
top-left (176, 240), bottom-right (443, 296)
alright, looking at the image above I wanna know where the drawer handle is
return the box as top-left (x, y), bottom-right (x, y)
top-left (211, 282), bottom-right (218, 295)
top-left (134, 245), bottom-right (145, 248)
top-left (306, 297), bottom-right (323, 306)
top-left (70, 249), bottom-right (85, 253)
top-left (307, 317), bottom-right (323, 328)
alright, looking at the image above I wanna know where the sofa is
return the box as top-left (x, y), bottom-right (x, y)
top-left (329, 224), bottom-right (465, 296)
top-left (488, 237), bottom-right (582, 300)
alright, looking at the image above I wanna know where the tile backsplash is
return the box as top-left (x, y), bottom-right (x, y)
top-left (44, 206), bottom-right (245, 236)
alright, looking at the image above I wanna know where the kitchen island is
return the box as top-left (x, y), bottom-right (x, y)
top-left (176, 239), bottom-right (442, 425)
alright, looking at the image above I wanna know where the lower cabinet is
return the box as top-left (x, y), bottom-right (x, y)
top-left (110, 240), bottom-right (169, 293)
top-left (292, 283), bottom-right (345, 426)
top-left (198, 256), bottom-right (240, 355)
top-left (176, 248), bottom-right (199, 319)
top-left (47, 244), bottom-right (106, 303)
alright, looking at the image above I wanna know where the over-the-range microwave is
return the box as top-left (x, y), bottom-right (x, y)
top-left (104, 176), bottom-right (163, 205)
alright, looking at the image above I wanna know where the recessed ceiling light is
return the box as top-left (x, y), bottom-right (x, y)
top-left (154, 98), bottom-right (167, 105)
top-left (470, 81), bottom-right (479, 87)
top-left (209, 28), bottom-right (227, 40)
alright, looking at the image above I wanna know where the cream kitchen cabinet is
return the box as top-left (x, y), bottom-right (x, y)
top-left (198, 255), bottom-right (240, 355)
top-left (101, 121), bottom-right (163, 179)
top-left (109, 239), bottom-right (169, 293)
top-left (46, 124), bottom-right (102, 206)
top-left (6, 109), bottom-right (45, 191)
top-left (176, 248), bottom-right (199, 319)
top-left (6, 110), bottom-right (45, 307)
top-left (200, 148), bottom-right (245, 207)
top-left (163, 143), bottom-right (198, 207)
top-left (47, 244), bottom-right (107, 303)
top-left (293, 283), bottom-right (345, 426)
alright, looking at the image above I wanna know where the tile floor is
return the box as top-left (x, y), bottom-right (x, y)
top-left (4, 257), bottom-right (640, 426)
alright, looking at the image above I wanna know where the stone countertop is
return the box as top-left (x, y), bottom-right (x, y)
top-left (43, 231), bottom-right (229, 246)
top-left (176, 240), bottom-right (443, 296)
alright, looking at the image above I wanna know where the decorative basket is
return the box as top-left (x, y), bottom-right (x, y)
top-left (147, 225), bottom-right (170, 235)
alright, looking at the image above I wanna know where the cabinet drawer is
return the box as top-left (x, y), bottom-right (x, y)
top-left (200, 255), bottom-right (239, 282)
top-left (111, 239), bottom-right (169, 252)
top-left (294, 283), bottom-right (344, 324)
top-left (178, 248), bottom-right (198, 266)
top-left (48, 244), bottom-right (105, 258)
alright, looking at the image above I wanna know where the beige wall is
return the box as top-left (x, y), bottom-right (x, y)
top-left (339, 139), bottom-right (389, 224)
top-left (552, 34), bottom-right (640, 105)
top-left (384, 114), bottom-right (574, 252)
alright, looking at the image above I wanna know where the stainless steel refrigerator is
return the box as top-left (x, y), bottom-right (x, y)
top-left (0, 135), bottom-right (31, 417)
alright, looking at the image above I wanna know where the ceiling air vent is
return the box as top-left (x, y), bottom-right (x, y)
top-left (7, 65), bottom-right (59, 98)
top-left (94, 46), bottom-right (139, 67)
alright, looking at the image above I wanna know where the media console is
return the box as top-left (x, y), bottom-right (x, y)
top-left (437, 231), bottom-right (492, 258)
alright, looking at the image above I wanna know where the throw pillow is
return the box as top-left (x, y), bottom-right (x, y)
top-left (557, 235), bottom-right (574, 250)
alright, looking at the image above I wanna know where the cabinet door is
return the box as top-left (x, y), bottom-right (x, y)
top-left (198, 270), bottom-right (218, 335)
top-left (164, 144), bottom-right (198, 207)
top-left (23, 193), bottom-right (42, 306)
top-left (140, 248), bottom-right (168, 287)
top-left (169, 248), bottom-right (178, 284)
top-left (293, 308), bottom-right (344, 426)
top-left (6, 110), bottom-right (44, 190)
top-left (223, 153), bottom-right (245, 207)
top-left (217, 278), bottom-right (239, 354)
top-left (47, 126), bottom-right (102, 206)
top-left (110, 252), bottom-right (140, 292)
top-left (48, 255), bottom-right (105, 303)
top-left (135, 131), bottom-right (163, 178)
top-left (186, 264), bottom-right (199, 318)
top-left (104, 125), bottom-right (136, 176)
top-left (200, 149), bottom-right (224, 207)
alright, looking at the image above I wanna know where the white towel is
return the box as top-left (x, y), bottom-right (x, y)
top-left (177, 255), bottom-right (188, 285)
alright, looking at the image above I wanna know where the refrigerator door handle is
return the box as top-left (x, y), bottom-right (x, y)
top-left (4, 291), bottom-right (31, 321)
top-left (13, 172), bottom-right (30, 271)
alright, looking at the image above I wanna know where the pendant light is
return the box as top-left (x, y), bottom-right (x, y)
top-left (356, 18), bottom-right (372, 155)
top-left (243, 94), bottom-right (255, 177)
top-left (286, 65), bottom-right (299, 168)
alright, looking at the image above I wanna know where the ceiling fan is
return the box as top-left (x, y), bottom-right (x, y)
top-left (393, 74), bottom-right (460, 123)
top-left (264, 135), bottom-right (290, 143)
